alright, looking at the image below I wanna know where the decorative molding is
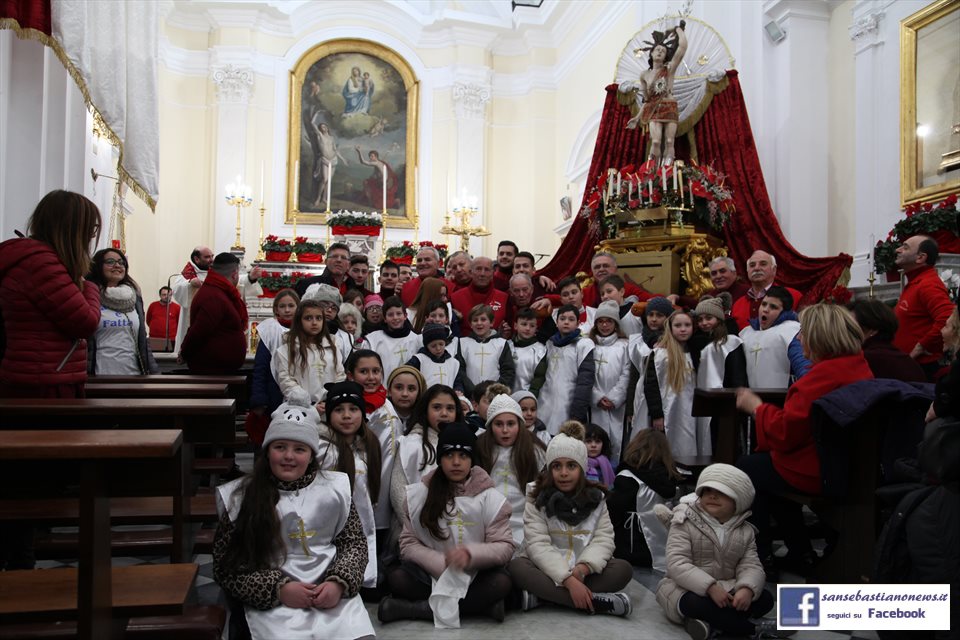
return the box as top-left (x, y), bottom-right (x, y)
top-left (211, 65), bottom-right (254, 104)
top-left (452, 82), bottom-right (492, 120)
top-left (848, 10), bottom-right (884, 41)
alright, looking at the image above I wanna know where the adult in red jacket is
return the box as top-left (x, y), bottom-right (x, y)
top-left (0, 190), bottom-right (102, 398)
top-left (731, 250), bottom-right (802, 329)
top-left (580, 251), bottom-right (652, 308)
top-left (400, 245), bottom-right (453, 307)
top-left (892, 235), bottom-right (955, 380)
top-left (180, 253), bottom-right (248, 374)
top-left (735, 303), bottom-right (874, 568)
top-left (451, 256), bottom-right (508, 334)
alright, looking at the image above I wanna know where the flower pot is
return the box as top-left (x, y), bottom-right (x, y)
top-left (390, 255), bottom-right (414, 265)
top-left (332, 225), bottom-right (381, 237)
top-left (260, 288), bottom-right (278, 298)
top-left (297, 252), bottom-right (324, 263)
top-left (265, 251), bottom-right (291, 262)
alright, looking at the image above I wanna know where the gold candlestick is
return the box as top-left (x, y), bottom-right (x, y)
top-left (289, 209), bottom-right (299, 263)
top-left (256, 204), bottom-right (266, 261)
top-left (225, 194), bottom-right (252, 250)
top-left (867, 269), bottom-right (876, 298)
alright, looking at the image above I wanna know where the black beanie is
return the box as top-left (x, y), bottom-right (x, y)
top-left (422, 322), bottom-right (450, 346)
top-left (437, 422), bottom-right (477, 462)
top-left (323, 380), bottom-right (366, 423)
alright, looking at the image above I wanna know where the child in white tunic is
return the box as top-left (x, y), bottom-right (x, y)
top-left (317, 381), bottom-right (382, 590)
top-left (272, 299), bottom-right (345, 414)
top-left (406, 323), bottom-right (465, 394)
top-left (738, 286), bottom-right (810, 388)
top-left (365, 296), bottom-right (422, 382)
top-left (531, 305), bottom-right (596, 435)
top-left (459, 304), bottom-right (515, 394)
top-left (213, 394), bottom-right (375, 640)
top-left (476, 394), bottom-right (547, 552)
top-left (589, 301), bottom-right (632, 460)
top-left (389, 385), bottom-right (464, 517)
top-left (509, 308), bottom-right (547, 392)
top-left (508, 421), bottom-right (633, 615)
top-left (379, 423), bottom-right (516, 627)
top-left (642, 311), bottom-right (706, 458)
top-left (511, 390), bottom-right (551, 446)
top-left (555, 276), bottom-right (597, 335)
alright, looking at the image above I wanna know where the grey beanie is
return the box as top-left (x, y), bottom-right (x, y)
top-left (694, 297), bottom-right (725, 321)
top-left (302, 283), bottom-right (342, 306)
top-left (263, 388), bottom-right (321, 456)
top-left (594, 300), bottom-right (621, 323)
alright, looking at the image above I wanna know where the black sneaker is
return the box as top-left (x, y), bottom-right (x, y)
top-left (751, 617), bottom-right (797, 638)
top-left (684, 617), bottom-right (713, 640)
top-left (590, 592), bottom-right (631, 616)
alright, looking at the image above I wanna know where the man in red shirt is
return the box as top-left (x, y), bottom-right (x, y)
top-left (492, 240), bottom-right (518, 291)
top-left (731, 250), bottom-right (802, 330)
top-left (893, 235), bottom-right (955, 380)
top-left (445, 251), bottom-right (473, 293)
top-left (580, 251), bottom-right (653, 308)
top-left (400, 245), bottom-right (453, 307)
top-left (145, 286), bottom-right (180, 350)
top-left (451, 256), bottom-right (508, 334)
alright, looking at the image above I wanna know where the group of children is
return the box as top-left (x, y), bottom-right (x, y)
top-left (223, 275), bottom-right (797, 639)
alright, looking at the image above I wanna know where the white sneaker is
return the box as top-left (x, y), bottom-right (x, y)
top-left (520, 590), bottom-right (540, 611)
top-left (591, 592), bottom-right (632, 616)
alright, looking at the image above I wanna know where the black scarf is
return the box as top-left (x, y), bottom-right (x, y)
top-left (385, 319), bottom-right (413, 339)
top-left (535, 485), bottom-right (604, 526)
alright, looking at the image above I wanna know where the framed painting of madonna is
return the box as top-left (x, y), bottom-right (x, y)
top-left (287, 39), bottom-right (420, 228)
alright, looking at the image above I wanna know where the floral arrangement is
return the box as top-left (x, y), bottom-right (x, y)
top-left (417, 240), bottom-right (449, 261)
top-left (385, 240), bottom-right (418, 263)
top-left (292, 237), bottom-right (326, 254)
top-left (873, 193), bottom-right (959, 274)
top-left (261, 235), bottom-right (292, 252)
top-left (822, 285), bottom-right (852, 305)
top-left (581, 159), bottom-right (735, 237)
top-left (258, 271), bottom-right (311, 293)
top-left (325, 210), bottom-right (383, 227)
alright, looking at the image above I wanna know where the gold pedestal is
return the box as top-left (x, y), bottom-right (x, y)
top-left (600, 219), bottom-right (727, 299)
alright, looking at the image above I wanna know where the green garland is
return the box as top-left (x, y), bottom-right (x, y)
top-left (873, 193), bottom-right (959, 274)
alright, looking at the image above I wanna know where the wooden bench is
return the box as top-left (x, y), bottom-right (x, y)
top-left (33, 528), bottom-right (216, 559)
top-left (0, 495), bottom-right (216, 525)
top-left (91, 374), bottom-right (247, 402)
top-left (0, 430), bottom-right (195, 639)
top-left (0, 605), bottom-right (225, 640)
top-left (84, 383), bottom-right (229, 399)
top-left (691, 388), bottom-right (787, 464)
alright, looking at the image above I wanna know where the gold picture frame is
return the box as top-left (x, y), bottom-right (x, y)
top-left (900, 0), bottom-right (960, 206)
top-left (287, 39), bottom-right (420, 228)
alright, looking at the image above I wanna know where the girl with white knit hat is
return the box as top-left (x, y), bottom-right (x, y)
top-left (508, 421), bottom-right (633, 617)
top-left (588, 300), bottom-right (632, 461)
top-left (213, 391), bottom-right (375, 639)
top-left (653, 463), bottom-right (777, 640)
top-left (476, 394), bottom-right (547, 551)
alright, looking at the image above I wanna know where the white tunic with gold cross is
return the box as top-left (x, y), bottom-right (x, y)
top-left (490, 444), bottom-right (544, 553)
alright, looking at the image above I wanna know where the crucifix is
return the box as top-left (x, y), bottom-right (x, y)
top-left (549, 526), bottom-right (591, 563)
top-left (289, 518), bottom-right (316, 556)
top-left (446, 508), bottom-right (477, 546)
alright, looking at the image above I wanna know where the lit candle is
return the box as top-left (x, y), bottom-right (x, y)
top-left (661, 167), bottom-right (667, 192)
top-left (325, 159), bottom-right (332, 213)
top-left (381, 165), bottom-right (387, 213)
top-left (647, 180), bottom-right (653, 206)
top-left (678, 166), bottom-right (684, 201)
top-left (293, 161), bottom-right (300, 210)
top-left (259, 162), bottom-right (264, 206)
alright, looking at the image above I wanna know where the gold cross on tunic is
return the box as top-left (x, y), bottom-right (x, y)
top-left (435, 368), bottom-right (447, 385)
top-left (394, 344), bottom-right (409, 362)
top-left (494, 467), bottom-right (513, 496)
top-left (474, 346), bottom-right (492, 377)
top-left (289, 518), bottom-right (316, 556)
top-left (594, 353), bottom-right (608, 371)
top-left (549, 525), bottom-right (591, 563)
top-left (549, 349), bottom-right (563, 366)
top-left (314, 357), bottom-right (327, 379)
top-left (748, 342), bottom-right (763, 368)
top-left (446, 508), bottom-right (477, 546)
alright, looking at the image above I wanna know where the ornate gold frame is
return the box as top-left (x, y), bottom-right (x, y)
top-left (900, 0), bottom-right (960, 206)
top-left (286, 39), bottom-right (420, 228)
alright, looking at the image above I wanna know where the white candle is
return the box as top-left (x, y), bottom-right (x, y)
top-left (616, 171), bottom-right (621, 194)
top-left (661, 167), bottom-right (667, 192)
top-left (325, 159), bottom-right (332, 213)
top-left (259, 162), bottom-right (264, 206)
top-left (628, 181), bottom-right (633, 202)
top-left (647, 180), bottom-right (653, 205)
top-left (673, 168), bottom-right (678, 192)
top-left (293, 161), bottom-right (300, 210)
top-left (381, 165), bottom-right (387, 213)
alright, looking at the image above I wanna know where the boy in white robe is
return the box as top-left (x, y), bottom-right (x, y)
top-left (508, 307), bottom-right (547, 392)
top-left (406, 323), bottom-right (465, 394)
top-left (459, 304), bottom-right (515, 396)
top-left (738, 286), bottom-right (810, 389)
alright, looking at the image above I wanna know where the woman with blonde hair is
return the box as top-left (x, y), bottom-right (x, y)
top-left (0, 190), bottom-right (102, 398)
top-left (735, 303), bottom-right (874, 570)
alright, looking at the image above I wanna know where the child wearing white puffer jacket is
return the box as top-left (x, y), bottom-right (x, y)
top-left (655, 463), bottom-right (785, 640)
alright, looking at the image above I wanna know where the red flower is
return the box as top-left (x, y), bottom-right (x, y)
top-left (265, 235), bottom-right (278, 242)
top-left (922, 202), bottom-right (933, 212)
top-left (278, 239), bottom-right (290, 246)
top-left (620, 164), bottom-right (636, 175)
top-left (628, 199), bottom-right (641, 208)
top-left (690, 180), bottom-right (709, 198)
top-left (651, 191), bottom-right (662, 205)
top-left (944, 193), bottom-right (958, 207)
top-left (295, 236), bottom-right (308, 244)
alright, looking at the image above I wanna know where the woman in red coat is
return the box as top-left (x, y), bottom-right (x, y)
top-left (735, 303), bottom-right (874, 570)
top-left (0, 190), bottom-right (102, 398)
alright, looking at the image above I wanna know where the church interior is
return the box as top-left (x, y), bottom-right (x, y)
top-left (0, 0), bottom-right (958, 638)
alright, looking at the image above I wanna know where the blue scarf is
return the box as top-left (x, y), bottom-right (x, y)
top-left (551, 328), bottom-right (581, 347)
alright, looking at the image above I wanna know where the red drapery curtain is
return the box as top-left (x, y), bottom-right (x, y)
top-left (0, 0), bottom-right (51, 35)
top-left (540, 70), bottom-right (851, 305)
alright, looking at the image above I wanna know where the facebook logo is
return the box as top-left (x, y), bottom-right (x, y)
top-left (780, 587), bottom-right (820, 626)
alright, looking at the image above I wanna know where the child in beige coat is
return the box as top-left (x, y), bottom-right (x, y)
top-left (654, 463), bottom-right (783, 640)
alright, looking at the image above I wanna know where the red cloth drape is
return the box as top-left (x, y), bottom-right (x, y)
top-left (0, 0), bottom-right (51, 34)
top-left (540, 71), bottom-right (851, 306)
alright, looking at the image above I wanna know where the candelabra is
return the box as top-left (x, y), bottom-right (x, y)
top-left (256, 203), bottom-right (266, 261)
top-left (289, 208), bottom-right (299, 263)
top-left (225, 175), bottom-right (252, 250)
top-left (439, 195), bottom-right (490, 252)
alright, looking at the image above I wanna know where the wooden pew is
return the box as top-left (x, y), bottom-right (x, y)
top-left (84, 383), bottom-right (229, 399)
top-left (0, 430), bottom-right (195, 640)
top-left (691, 388), bottom-right (787, 464)
top-left (91, 374), bottom-right (247, 402)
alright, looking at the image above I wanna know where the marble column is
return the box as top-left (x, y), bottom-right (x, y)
top-left (762, 0), bottom-right (831, 257)
top-left (211, 64), bottom-right (254, 257)
top-left (451, 74), bottom-right (491, 256)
